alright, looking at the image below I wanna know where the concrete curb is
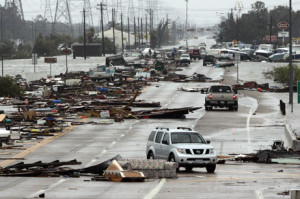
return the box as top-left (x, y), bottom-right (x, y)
top-left (284, 124), bottom-right (300, 151)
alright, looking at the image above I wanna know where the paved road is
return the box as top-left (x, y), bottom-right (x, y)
top-left (0, 60), bottom-right (299, 199)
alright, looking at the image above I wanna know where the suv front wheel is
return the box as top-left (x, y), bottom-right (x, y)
top-left (147, 151), bottom-right (155, 159)
top-left (169, 154), bottom-right (179, 172)
top-left (206, 164), bottom-right (216, 173)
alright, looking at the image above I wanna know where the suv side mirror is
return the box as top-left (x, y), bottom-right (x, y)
top-left (206, 140), bottom-right (211, 144)
top-left (162, 140), bottom-right (169, 145)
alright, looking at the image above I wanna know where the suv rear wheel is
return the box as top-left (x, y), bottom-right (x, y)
top-left (206, 164), bottom-right (216, 173)
top-left (147, 151), bottom-right (154, 159)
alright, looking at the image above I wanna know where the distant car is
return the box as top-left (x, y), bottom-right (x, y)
top-left (178, 46), bottom-right (187, 53)
top-left (189, 49), bottom-right (201, 60)
top-left (199, 43), bottom-right (206, 49)
top-left (203, 55), bottom-right (216, 66)
top-left (219, 50), bottom-right (234, 61)
top-left (180, 53), bottom-right (191, 64)
top-left (146, 127), bottom-right (217, 172)
top-left (268, 53), bottom-right (288, 62)
top-left (200, 49), bottom-right (207, 59)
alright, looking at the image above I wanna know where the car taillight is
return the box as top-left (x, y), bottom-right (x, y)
top-left (233, 95), bottom-right (237, 100)
top-left (209, 94), bottom-right (213, 99)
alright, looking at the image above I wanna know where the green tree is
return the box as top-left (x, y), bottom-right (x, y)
top-left (0, 76), bottom-right (23, 97)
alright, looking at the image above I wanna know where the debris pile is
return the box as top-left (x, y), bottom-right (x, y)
top-left (0, 155), bottom-right (178, 181)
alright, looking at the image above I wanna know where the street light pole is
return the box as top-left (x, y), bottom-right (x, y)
top-left (289, 0), bottom-right (294, 112)
top-left (185, 0), bottom-right (188, 48)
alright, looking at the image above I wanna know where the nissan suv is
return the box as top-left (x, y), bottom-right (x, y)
top-left (146, 127), bottom-right (217, 172)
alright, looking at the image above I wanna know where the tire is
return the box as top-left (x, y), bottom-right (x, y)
top-left (169, 154), bottom-right (176, 162)
top-left (206, 164), bottom-right (216, 173)
top-left (235, 106), bottom-right (238, 111)
top-left (205, 105), bottom-right (210, 111)
top-left (169, 154), bottom-right (179, 172)
top-left (147, 151), bottom-right (154, 159)
top-left (203, 63), bottom-right (207, 66)
top-left (185, 166), bottom-right (193, 172)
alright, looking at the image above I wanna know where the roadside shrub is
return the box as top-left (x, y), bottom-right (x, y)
top-left (0, 76), bottom-right (23, 97)
top-left (266, 64), bottom-right (300, 86)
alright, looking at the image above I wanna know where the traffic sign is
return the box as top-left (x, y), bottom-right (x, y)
top-left (277, 21), bottom-right (289, 30)
top-left (44, 57), bottom-right (57, 63)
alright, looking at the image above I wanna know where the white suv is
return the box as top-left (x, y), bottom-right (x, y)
top-left (146, 127), bottom-right (217, 172)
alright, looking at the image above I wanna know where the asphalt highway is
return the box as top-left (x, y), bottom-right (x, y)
top-left (0, 59), bottom-right (299, 199)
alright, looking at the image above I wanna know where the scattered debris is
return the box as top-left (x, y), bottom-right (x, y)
top-left (0, 155), bottom-right (177, 181)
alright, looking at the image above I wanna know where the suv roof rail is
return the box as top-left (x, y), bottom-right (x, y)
top-left (177, 127), bottom-right (192, 131)
top-left (156, 126), bottom-right (169, 131)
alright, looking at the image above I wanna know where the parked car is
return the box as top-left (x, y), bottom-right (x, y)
top-left (200, 49), bottom-right (208, 59)
top-left (203, 55), bottom-right (216, 66)
top-left (146, 127), bottom-right (217, 172)
top-left (199, 43), bottom-right (206, 49)
top-left (179, 53), bottom-right (191, 64)
top-left (189, 49), bottom-right (201, 60)
top-left (268, 53), bottom-right (288, 62)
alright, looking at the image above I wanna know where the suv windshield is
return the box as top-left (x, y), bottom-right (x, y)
top-left (171, 132), bottom-right (205, 144)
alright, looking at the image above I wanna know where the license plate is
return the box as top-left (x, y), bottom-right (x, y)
top-left (220, 101), bottom-right (225, 104)
top-left (195, 160), bottom-right (203, 163)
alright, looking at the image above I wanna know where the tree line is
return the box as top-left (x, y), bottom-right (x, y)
top-left (217, 1), bottom-right (300, 45)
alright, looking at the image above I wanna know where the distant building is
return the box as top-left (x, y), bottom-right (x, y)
top-left (95, 28), bottom-right (136, 49)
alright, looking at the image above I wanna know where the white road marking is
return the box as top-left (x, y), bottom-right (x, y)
top-left (144, 178), bottom-right (166, 199)
top-left (110, 141), bottom-right (117, 146)
top-left (247, 107), bottom-right (254, 153)
top-left (255, 190), bottom-right (264, 199)
top-left (26, 179), bottom-right (67, 199)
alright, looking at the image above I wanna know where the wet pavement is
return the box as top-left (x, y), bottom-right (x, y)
top-left (0, 38), bottom-right (299, 198)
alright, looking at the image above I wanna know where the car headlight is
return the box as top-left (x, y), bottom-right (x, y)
top-left (210, 149), bottom-right (215, 154)
top-left (177, 149), bottom-right (186, 154)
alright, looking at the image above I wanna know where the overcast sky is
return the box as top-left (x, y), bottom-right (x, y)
top-left (12, 0), bottom-right (300, 26)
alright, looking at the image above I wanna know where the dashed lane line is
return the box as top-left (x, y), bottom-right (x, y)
top-left (144, 178), bottom-right (166, 199)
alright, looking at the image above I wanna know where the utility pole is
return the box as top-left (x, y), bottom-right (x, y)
top-left (185, 0), bottom-right (188, 48)
top-left (128, 16), bottom-right (130, 51)
top-left (138, 17), bottom-right (140, 50)
top-left (83, 8), bottom-right (86, 60)
top-left (112, 8), bottom-right (116, 54)
top-left (236, 15), bottom-right (239, 42)
top-left (269, 15), bottom-right (272, 44)
top-left (121, 13), bottom-right (124, 54)
top-left (141, 18), bottom-right (143, 49)
top-left (146, 15), bottom-right (148, 48)
top-left (146, 9), bottom-right (152, 47)
top-left (1, 57), bottom-right (3, 77)
top-left (99, 2), bottom-right (106, 56)
top-left (134, 17), bottom-right (137, 50)
top-left (289, 0), bottom-right (293, 112)
top-left (0, 8), bottom-right (3, 42)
